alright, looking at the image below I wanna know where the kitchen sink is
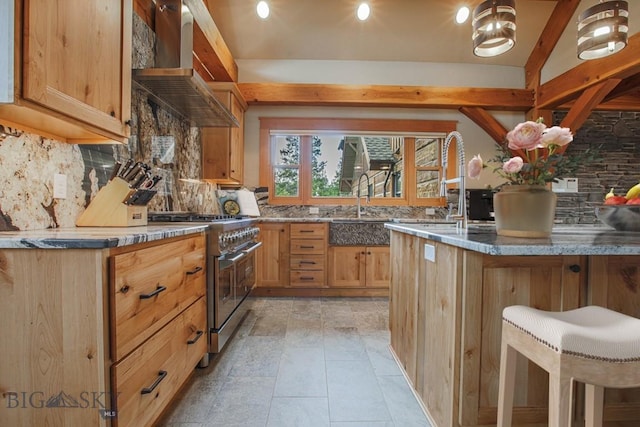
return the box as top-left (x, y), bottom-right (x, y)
top-left (331, 218), bottom-right (389, 223)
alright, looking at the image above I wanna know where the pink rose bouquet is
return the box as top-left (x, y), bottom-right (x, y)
top-left (467, 118), bottom-right (597, 186)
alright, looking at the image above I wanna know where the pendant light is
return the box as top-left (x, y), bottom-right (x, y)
top-left (472, 0), bottom-right (516, 57)
top-left (577, 1), bottom-right (628, 60)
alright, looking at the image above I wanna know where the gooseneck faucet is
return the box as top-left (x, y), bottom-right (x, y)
top-left (356, 172), bottom-right (370, 219)
top-left (440, 131), bottom-right (467, 229)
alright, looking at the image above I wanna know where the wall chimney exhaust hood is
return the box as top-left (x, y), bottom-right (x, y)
top-left (132, 0), bottom-right (239, 128)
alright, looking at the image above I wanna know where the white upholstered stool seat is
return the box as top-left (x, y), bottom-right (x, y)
top-left (497, 305), bottom-right (640, 427)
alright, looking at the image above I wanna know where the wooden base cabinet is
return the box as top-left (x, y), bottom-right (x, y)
top-left (289, 223), bottom-right (327, 288)
top-left (389, 231), bottom-right (640, 427)
top-left (389, 231), bottom-right (581, 427)
top-left (1, 0), bottom-right (132, 143)
top-left (328, 246), bottom-right (390, 288)
top-left (256, 221), bottom-right (389, 297)
top-left (256, 222), bottom-right (290, 288)
top-left (0, 233), bottom-right (207, 427)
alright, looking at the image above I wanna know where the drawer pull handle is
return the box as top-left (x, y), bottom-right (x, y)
top-left (300, 260), bottom-right (316, 265)
top-left (187, 330), bottom-right (204, 345)
top-left (186, 266), bottom-right (203, 275)
top-left (300, 245), bottom-right (315, 249)
top-left (141, 370), bottom-right (167, 395)
top-left (569, 264), bottom-right (581, 273)
top-left (300, 230), bottom-right (314, 233)
top-left (139, 285), bottom-right (167, 299)
top-left (300, 276), bottom-right (314, 280)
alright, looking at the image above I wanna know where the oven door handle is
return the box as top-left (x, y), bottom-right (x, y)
top-left (242, 241), bottom-right (262, 255)
top-left (225, 241), bottom-right (263, 263)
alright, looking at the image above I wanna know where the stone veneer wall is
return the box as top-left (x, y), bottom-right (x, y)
top-left (0, 13), bottom-right (219, 231)
top-left (553, 111), bottom-right (640, 224)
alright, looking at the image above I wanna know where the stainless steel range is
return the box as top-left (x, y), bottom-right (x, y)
top-left (148, 212), bottom-right (260, 363)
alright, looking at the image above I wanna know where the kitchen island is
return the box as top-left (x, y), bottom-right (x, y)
top-left (0, 225), bottom-right (209, 427)
top-left (385, 223), bottom-right (640, 427)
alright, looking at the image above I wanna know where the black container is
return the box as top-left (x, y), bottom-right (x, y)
top-left (467, 189), bottom-right (495, 221)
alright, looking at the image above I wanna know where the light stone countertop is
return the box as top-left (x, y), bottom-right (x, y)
top-left (384, 223), bottom-right (640, 256)
top-left (257, 217), bottom-right (451, 223)
top-left (0, 224), bottom-right (209, 249)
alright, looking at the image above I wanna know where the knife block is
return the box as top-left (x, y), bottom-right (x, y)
top-left (76, 178), bottom-right (148, 227)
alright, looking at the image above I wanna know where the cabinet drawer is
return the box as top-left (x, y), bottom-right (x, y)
top-left (290, 270), bottom-right (326, 287)
top-left (110, 235), bottom-right (206, 361)
top-left (291, 239), bottom-right (325, 254)
top-left (290, 223), bottom-right (326, 238)
top-left (290, 254), bottom-right (326, 270)
top-left (112, 298), bottom-right (206, 427)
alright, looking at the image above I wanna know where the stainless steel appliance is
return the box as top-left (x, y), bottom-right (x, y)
top-left (147, 212), bottom-right (260, 363)
top-left (467, 189), bottom-right (495, 221)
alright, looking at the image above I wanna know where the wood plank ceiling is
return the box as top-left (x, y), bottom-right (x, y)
top-left (134, 0), bottom-right (640, 142)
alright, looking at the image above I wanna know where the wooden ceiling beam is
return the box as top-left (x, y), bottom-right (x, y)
top-left (602, 73), bottom-right (640, 103)
top-left (537, 33), bottom-right (640, 109)
top-left (459, 107), bottom-right (509, 143)
top-left (238, 83), bottom-right (533, 111)
top-left (559, 79), bottom-right (621, 131)
top-left (525, 0), bottom-right (581, 90)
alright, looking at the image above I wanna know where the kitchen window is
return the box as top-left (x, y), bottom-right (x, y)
top-left (259, 117), bottom-right (458, 206)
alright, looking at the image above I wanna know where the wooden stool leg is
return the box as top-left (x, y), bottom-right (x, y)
top-left (497, 340), bottom-right (517, 427)
top-left (548, 371), bottom-right (573, 427)
top-left (585, 384), bottom-right (604, 427)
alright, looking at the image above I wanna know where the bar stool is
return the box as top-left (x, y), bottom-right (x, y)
top-left (497, 305), bottom-right (640, 427)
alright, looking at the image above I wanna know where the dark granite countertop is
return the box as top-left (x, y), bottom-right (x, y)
top-left (0, 224), bottom-right (209, 249)
top-left (384, 223), bottom-right (640, 256)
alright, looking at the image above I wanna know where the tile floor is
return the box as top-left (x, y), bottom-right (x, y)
top-left (158, 297), bottom-right (432, 427)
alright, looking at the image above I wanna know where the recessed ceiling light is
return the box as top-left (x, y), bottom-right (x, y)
top-left (257, 1), bottom-right (269, 19)
top-left (456, 6), bottom-right (470, 24)
top-left (357, 3), bottom-right (370, 21)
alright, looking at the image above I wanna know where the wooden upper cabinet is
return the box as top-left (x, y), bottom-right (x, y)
top-left (0, 0), bottom-right (132, 143)
top-left (202, 83), bottom-right (248, 184)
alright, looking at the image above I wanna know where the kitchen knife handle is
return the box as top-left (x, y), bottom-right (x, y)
top-left (187, 330), bottom-right (204, 345)
top-left (186, 266), bottom-right (203, 275)
top-left (109, 162), bottom-right (122, 181)
top-left (119, 159), bottom-right (134, 178)
top-left (139, 285), bottom-right (167, 299)
top-left (140, 371), bottom-right (167, 395)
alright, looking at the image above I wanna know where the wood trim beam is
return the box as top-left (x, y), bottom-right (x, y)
top-left (537, 33), bottom-right (640, 109)
top-left (239, 83), bottom-right (533, 111)
top-left (525, 0), bottom-right (581, 90)
top-left (459, 107), bottom-right (508, 143)
top-left (602, 73), bottom-right (640, 103)
top-left (559, 79), bottom-right (621, 131)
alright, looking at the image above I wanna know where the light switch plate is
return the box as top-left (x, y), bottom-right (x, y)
top-left (424, 243), bottom-right (436, 262)
top-left (309, 207), bottom-right (319, 214)
top-left (53, 173), bottom-right (67, 199)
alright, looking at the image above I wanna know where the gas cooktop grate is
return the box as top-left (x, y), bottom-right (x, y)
top-left (147, 212), bottom-right (242, 222)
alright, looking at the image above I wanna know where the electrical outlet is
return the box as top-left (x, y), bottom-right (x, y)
top-left (425, 208), bottom-right (436, 215)
top-left (53, 173), bottom-right (67, 199)
top-left (565, 178), bottom-right (578, 192)
top-left (309, 207), bottom-right (320, 214)
top-left (552, 178), bottom-right (579, 193)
